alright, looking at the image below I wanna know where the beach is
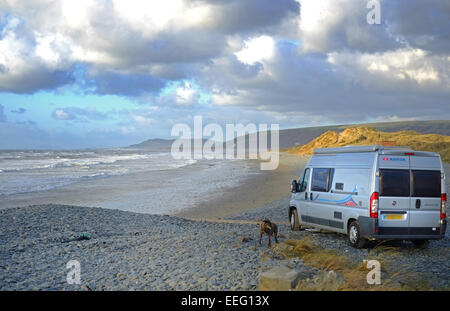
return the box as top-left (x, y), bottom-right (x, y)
top-left (0, 153), bottom-right (305, 290)
top-left (0, 151), bottom-right (304, 216)
top-left (1, 155), bottom-right (449, 290)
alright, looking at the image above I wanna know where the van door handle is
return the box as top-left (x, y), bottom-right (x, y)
top-left (305, 192), bottom-right (308, 200)
top-left (415, 199), bottom-right (421, 209)
top-left (310, 193), bottom-right (313, 201)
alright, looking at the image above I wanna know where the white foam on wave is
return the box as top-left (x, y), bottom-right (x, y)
top-left (0, 153), bottom-right (154, 172)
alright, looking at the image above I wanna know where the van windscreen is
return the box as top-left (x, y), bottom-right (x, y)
top-left (412, 170), bottom-right (441, 197)
top-left (379, 169), bottom-right (410, 197)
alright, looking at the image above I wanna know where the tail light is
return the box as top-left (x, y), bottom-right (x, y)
top-left (370, 192), bottom-right (379, 218)
top-left (441, 193), bottom-right (447, 219)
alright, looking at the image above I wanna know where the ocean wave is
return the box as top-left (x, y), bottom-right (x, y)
top-left (0, 153), bottom-right (154, 173)
top-left (0, 150), bottom-right (197, 196)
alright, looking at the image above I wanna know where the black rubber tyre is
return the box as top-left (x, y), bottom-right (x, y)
top-left (290, 208), bottom-right (300, 231)
top-left (348, 221), bottom-right (368, 249)
top-left (412, 240), bottom-right (430, 249)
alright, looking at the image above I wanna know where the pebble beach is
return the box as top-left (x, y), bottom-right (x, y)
top-left (1, 156), bottom-right (449, 291)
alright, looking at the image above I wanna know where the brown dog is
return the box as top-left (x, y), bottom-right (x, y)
top-left (259, 219), bottom-right (278, 247)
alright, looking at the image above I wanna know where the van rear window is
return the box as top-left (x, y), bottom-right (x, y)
top-left (412, 170), bottom-right (441, 197)
top-left (379, 169), bottom-right (410, 197)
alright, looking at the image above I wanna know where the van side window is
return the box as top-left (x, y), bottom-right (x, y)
top-left (379, 169), bottom-right (410, 197)
top-left (300, 168), bottom-right (310, 192)
top-left (311, 168), bottom-right (332, 192)
top-left (328, 168), bottom-right (335, 192)
top-left (411, 170), bottom-right (441, 197)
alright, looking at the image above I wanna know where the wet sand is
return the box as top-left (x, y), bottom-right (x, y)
top-left (175, 153), bottom-right (309, 219)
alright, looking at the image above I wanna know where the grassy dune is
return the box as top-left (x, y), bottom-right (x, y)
top-left (287, 127), bottom-right (450, 162)
top-left (275, 238), bottom-right (438, 290)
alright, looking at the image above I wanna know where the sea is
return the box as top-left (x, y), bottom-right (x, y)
top-left (0, 148), bottom-right (196, 197)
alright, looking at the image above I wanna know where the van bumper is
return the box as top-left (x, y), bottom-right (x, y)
top-left (358, 216), bottom-right (447, 240)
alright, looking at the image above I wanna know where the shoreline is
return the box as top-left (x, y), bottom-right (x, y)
top-left (0, 158), bottom-right (262, 215)
top-left (174, 161), bottom-right (294, 219)
top-left (0, 153), bottom-right (308, 219)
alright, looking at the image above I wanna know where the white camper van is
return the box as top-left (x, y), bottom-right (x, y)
top-left (289, 145), bottom-right (447, 248)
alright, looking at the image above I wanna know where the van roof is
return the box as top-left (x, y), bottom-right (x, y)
top-left (313, 145), bottom-right (440, 157)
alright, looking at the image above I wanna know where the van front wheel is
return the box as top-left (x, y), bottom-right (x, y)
top-left (290, 208), bottom-right (300, 231)
top-left (348, 221), bottom-right (367, 248)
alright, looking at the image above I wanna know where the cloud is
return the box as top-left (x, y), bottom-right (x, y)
top-left (0, 15), bottom-right (76, 93)
top-left (235, 35), bottom-right (275, 65)
top-left (327, 48), bottom-right (449, 91)
top-left (10, 107), bottom-right (26, 114)
top-left (297, 0), bottom-right (399, 53)
top-left (51, 107), bottom-right (107, 121)
top-left (0, 104), bottom-right (7, 122)
top-left (0, 0), bottom-right (298, 96)
top-left (85, 70), bottom-right (167, 97)
top-left (383, 0), bottom-right (450, 54)
top-left (0, 0), bottom-right (450, 148)
top-left (153, 81), bottom-right (202, 107)
top-left (198, 40), bottom-right (450, 123)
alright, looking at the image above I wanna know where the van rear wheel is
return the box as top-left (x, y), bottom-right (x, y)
top-left (290, 208), bottom-right (300, 231)
top-left (412, 240), bottom-right (430, 249)
top-left (348, 221), bottom-right (367, 249)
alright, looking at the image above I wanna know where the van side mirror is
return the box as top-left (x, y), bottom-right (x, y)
top-left (291, 180), bottom-right (299, 193)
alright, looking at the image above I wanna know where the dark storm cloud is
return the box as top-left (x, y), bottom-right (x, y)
top-left (383, 0), bottom-right (450, 54)
top-left (200, 0), bottom-right (299, 34)
top-left (85, 70), bottom-right (167, 97)
top-left (200, 40), bottom-right (450, 122)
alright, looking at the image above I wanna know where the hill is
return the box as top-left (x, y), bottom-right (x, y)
top-left (287, 127), bottom-right (450, 162)
top-left (126, 120), bottom-right (450, 153)
top-left (275, 120), bottom-right (450, 149)
top-left (127, 138), bottom-right (174, 150)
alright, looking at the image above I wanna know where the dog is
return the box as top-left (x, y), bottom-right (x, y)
top-left (259, 219), bottom-right (278, 247)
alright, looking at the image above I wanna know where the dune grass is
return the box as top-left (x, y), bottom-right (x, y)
top-left (276, 237), bottom-right (441, 291)
top-left (287, 127), bottom-right (450, 162)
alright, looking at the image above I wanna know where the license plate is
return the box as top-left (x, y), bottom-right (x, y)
top-left (383, 214), bottom-right (404, 220)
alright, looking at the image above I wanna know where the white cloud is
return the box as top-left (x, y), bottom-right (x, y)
top-left (327, 48), bottom-right (447, 89)
top-left (132, 115), bottom-right (154, 126)
top-left (235, 35), bottom-right (275, 65)
top-left (52, 109), bottom-right (71, 120)
top-left (154, 81), bottom-right (201, 106)
top-left (298, 0), bottom-right (345, 52)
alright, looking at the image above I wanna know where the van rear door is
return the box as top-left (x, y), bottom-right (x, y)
top-left (409, 156), bottom-right (442, 228)
top-left (378, 155), bottom-right (410, 228)
top-left (378, 167), bottom-right (411, 228)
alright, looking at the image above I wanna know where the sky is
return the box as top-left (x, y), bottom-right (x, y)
top-left (0, 0), bottom-right (449, 149)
